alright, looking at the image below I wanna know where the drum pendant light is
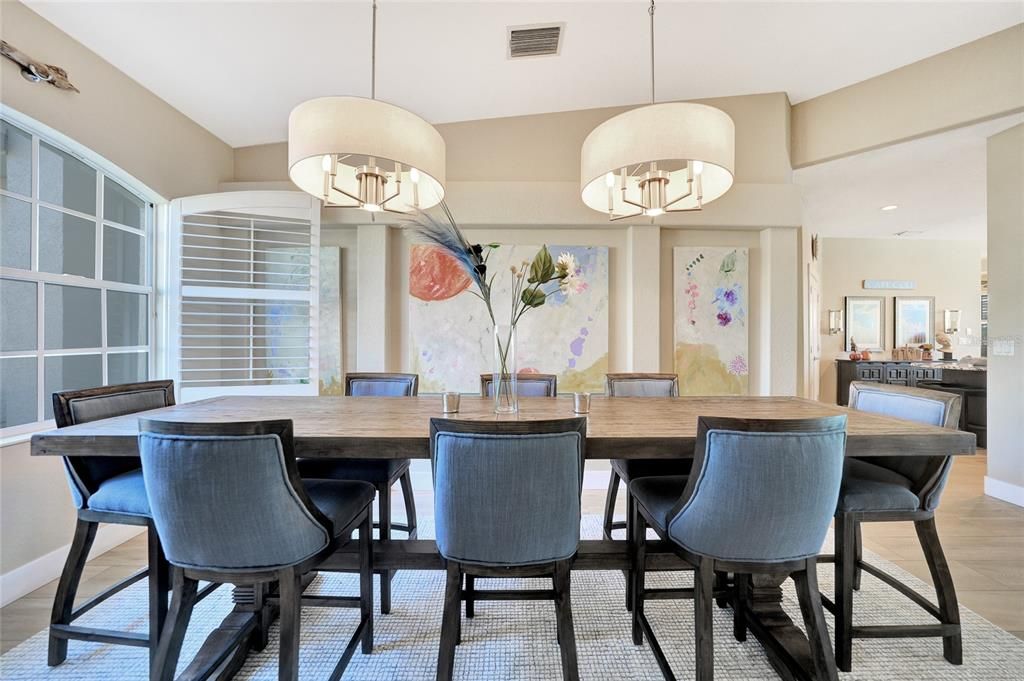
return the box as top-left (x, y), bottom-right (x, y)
top-left (288, 0), bottom-right (445, 213)
top-left (580, 0), bottom-right (735, 220)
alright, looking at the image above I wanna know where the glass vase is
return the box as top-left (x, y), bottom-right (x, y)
top-left (492, 323), bottom-right (518, 414)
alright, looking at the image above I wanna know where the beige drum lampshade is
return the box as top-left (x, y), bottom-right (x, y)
top-left (580, 102), bottom-right (735, 218)
top-left (288, 96), bottom-right (446, 213)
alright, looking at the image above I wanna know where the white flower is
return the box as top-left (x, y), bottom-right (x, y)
top-left (555, 252), bottom-right (578, 278)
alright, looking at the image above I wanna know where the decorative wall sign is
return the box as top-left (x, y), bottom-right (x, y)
top-left (318, 246), bottom-right (343, 395)
top-left (673, 247), bottom-right (749, 395)
top-left (863, 279), bottom-right (916, 290)
top-left (845, 296), bottom-right (885, 352)
top-left (409, 244), bottom-right (609, 393)
top-left (894, 296), bottom-right (935, 347)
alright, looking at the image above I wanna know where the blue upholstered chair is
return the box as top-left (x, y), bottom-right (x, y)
top-left (139, 418), bottom-right (375, 681)
top-left (479, 372), bottom-right (557, 398)
top-left (48, 380), bottom-right (203, 667)
top-left (629, 416), bottom-right (846, 681)
top-left (830, 382), bottom-right (963, 671)
top-left (602, 373), bottom-right (690, 542)
top-left (298, 371), bottom-right (418, 614)
top-left (430, 418), bottom-right (587, 681)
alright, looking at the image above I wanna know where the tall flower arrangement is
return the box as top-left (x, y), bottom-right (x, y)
top-left (405, 202), bottom-right (582, 410)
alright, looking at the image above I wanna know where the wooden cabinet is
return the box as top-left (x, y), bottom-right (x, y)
top-left (835, 360), bottom-right (945, 405)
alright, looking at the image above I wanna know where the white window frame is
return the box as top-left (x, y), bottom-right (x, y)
top-left (0, 108), bottom-right (161, 443)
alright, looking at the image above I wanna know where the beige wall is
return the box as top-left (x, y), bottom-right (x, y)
top-left (0, 0), bottom-right (232, 590)
top-left (0, 0), bottom-right (234, 199)
top-left (985, 123), bottom-right (1024, 503)
top-left (792, 24), bottom-right (1024, 168)
top-left (817, 237), bottom-right (984, 403)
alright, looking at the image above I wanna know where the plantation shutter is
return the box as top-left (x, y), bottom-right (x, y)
top-left (168, 191), bottom-right (320, 402)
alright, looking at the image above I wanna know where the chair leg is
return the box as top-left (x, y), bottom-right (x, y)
top-left (694, 556), bottom-right (715, 681)
top-left (553, 559), bottom-right (580, 681)
top-left (714, 571), bottom-right (730, 609)
top-left (360, 511), bottom-right (374, 655)
top-left (834, 513), bottom-right (855, 672)
top-left (147, 524), bottom-right (170, 665)
top-left (150, 568), bottom-right (199, 681)
top-left (399, 470), bottom-right (418, 539)
top-left (48, 518), bottom-right (98, 666)
top-left (464, 575), bottom-right (475, 618)
top-left (278, 567), bottom-right (302, 681)
top-left (602, 469), bottom-right (621, 540)
top-left (436, 562), bottom-right (461, 681)
top-left (625, 491), bottom-right (635, 611)
top-left (916, 517), bottom-right (962, 665)
top-left (378, 481), bottom-right (393, 615)
top-left (853, 521), bottom-right (863, 591)
top-left (631, 501), bottom-right (646, 646)
top-left (733, 573), bottom-right (748, 642)
top-left (794, 559), bottom-right (839, 681)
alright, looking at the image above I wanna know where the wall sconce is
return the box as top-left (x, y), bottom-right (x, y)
top-left (828, 310), bottom-right (844, 335)
top-left (943, 309), bottom-right (961, 334)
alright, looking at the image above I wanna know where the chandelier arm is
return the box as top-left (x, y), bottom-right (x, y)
top-left (621, 194), bottom-right (649, 212)
top-left (323, 197), bottom-right (363, 209)
top-left (609, 210), bottom-right (645, 223)
top-left (378, 181), bottom-right (404, 208)
top-left (665, 199), bottom-right (705, 215)
top-left (662, 184), bottom-right (694, 210)
top-left (327, 181), bottom-right (366, 206)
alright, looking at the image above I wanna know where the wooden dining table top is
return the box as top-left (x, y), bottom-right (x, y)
top-left (30, 394), bottom-right (976, 460)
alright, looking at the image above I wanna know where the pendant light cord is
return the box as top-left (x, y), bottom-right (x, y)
top-left (649, 0), bottom-right (656, 104)
top-left (371, 0), bottom-right (378, 100)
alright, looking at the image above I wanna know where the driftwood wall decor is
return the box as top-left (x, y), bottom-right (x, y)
top-left (1, 40), bottom-right (79, 92)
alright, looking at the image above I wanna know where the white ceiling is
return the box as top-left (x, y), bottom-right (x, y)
top-left (24, 1), bottom-right (1024, 148)
top-left (794, 114), bottom-right (1024, 244)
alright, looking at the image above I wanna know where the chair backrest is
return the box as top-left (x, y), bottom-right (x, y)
top-left (430, 418), bottom-right (586, 567)
top-left (53, 380), bottom-right (175, 509)
top-left (479, 373), bottom-right (557, 398)
top-left (345, 372), bottom-right (419, 397)
top-left (606, 373), bottom-right (679, 397)
top-left (138, 419), bottom-right (334, 573)
top-left (667, 415), bottom-right (847, 564)
top-left (848, 381), bottom-right (962, 510)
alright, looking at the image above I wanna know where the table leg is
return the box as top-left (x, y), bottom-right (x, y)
top-left (746, 573), bottom-right (818, 681)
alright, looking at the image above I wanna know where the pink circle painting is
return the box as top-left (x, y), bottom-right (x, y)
top-left (409, 244), bottom-right (472, 302)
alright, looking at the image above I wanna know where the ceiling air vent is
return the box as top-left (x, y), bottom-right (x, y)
top-left (507, 23), bottom-right (564, 59)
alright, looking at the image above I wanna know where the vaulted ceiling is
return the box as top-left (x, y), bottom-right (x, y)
top-left (24, 1), bottom-right (1024, 148)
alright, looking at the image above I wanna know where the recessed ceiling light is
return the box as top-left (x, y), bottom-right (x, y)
top-left (881, 204), bottom-right (899, 211)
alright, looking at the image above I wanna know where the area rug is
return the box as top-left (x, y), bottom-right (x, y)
top-left (2, 516), bottom-right (1022, 680)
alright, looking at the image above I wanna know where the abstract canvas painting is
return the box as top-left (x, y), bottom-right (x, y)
top-left (893, 296), bottom-right (934, 347)
top-left (845, 296), bottom-right (885, 352)
top-left (409, 243), bottom-right (609, 393)
top-left (318, 246), bottom-right (343, 395)
top-left (673, 247), bottom-right (749, 395)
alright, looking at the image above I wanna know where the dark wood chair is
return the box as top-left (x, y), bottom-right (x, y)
top-left (139, 418), bottom-right (374, 681)
top-left (629, 416), bottom-right (847, 681)
top-left (824, 382), bottom-right (964, 671)
top-left (430, 417), bottom-right (587, 681)
top-left (298, 372), bottom-right (418, 614)
top-left (602, 373), bottom-right (691, 610)
top-left (479, 372), bottom-right (558, 397)
top-left (47, 380), bottom-right (219, 667)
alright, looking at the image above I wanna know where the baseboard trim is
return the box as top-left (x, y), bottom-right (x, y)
top-left (984, 476), bottom-right (1024, 508)
top-left (0, 524), bottom-right (145, 607)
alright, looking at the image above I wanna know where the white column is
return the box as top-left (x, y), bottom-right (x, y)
top-left (627, 225), bottom-right (661, 372)
top-left (984, 123), bottom-right (1024, 507)
top-left (759, 228), bottom-right (800, 396)
top-left (355, 223), bottom-right (390, 372)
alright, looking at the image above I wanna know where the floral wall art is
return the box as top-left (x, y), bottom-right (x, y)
top-left (673, 247), bottom-right (750, 395)
top-left (408, 243), bottom-right (609, 393)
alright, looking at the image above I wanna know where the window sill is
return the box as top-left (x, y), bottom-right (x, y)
top-left (0, 421), bottom-right (56, 449)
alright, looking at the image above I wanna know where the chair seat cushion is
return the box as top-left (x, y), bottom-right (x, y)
top-left (612, 458), bottom-right (691, 482)
top-left (86, 469), bottom-right (150, 518)
top-left (297, 458), bottom-right (410, 484)
top-left (837, 458), bottom-right (921, 513)
top-left (628, 475), bottom-right (688, 531)
top-left (303, 480), bottom-right (376, 537)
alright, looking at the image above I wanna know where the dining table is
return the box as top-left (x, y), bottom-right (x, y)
top-left (31, 394), bottom-right (975, 681)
